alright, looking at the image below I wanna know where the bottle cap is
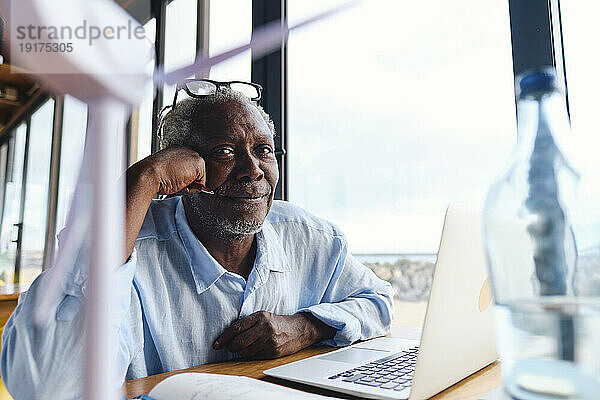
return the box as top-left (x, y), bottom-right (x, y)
top-left (516, 66), bottom-right (563, 98)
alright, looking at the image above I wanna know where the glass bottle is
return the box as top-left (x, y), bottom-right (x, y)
top-left (483, 67), bottom-right (600, 399)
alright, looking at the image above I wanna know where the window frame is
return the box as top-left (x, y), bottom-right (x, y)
top-left (252, 0), bottom-right (288, 200)
top-left (507, 0), bottom-right (568, 107)
top-left (42, 96), bottom-right (65, 270)
top-left (13, 117), bottom-right (31, 283)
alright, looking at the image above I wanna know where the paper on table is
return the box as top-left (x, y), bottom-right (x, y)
top-left (149, 373), bottom-right (333, 400)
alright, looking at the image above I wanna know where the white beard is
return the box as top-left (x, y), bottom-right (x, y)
top-left (186, 194), bottom-right (264, 240)
top-left (217, 217), bottom-right (263, 236)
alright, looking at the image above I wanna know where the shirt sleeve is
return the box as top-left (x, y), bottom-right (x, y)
top-left (297, 237), bottom-right (395, 347)
top-left (1, 247), bottom-right (141, 399)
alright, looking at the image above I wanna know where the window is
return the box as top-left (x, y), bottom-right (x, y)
top-left (133, 18), bottom-right (157, 163)
top-left (55, 96), bottom-right (87, 237)
top-left (558, 2), bottom-right (600, 197)
top-left (131, 0), bottom-right (253, 163)
top-left (209, 0), bottom-right (252, 81)
top-left (0, 124), bottom-right (26, 285)
top-left (0, 145), bottom-right (7, 230)
top-left (162, 0), bottom-right (198, 105)
top-left (561, 3), bottom-right (600, 145)
top-left (21, 100), bottom-right (54, 283)
top-left (287, 1), bottom-right (516, 262)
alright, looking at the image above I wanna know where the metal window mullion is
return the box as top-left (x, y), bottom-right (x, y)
top-left (280, 0), bottom-right (288, 200)
top-left (125, 106), bottom-right (134, 167)
top-left (0, 139), bottom-right (11, 234)
top-left (508, 0), bottom-right (570, 115)
top-left (129, 107), bottom-right (141, 164)
top-left (196, 0), bottom-right (210, 79)
top-left (151, 0), bottom-right (167, 155)
top-left (508, 0), bottom-right (555, 76)
top-left (14, 117), bottom-right (31, 284)
top-left (42, 96), bottom-right (64, 270)
top-left (549, 0), bottom-right (570, 116)
top-left (252, 0), bottom-right (288, 200)
top-left (0, 144), bottom-right (8, 230)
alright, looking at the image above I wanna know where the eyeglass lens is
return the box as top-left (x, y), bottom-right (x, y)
top-left (185, 81), bottom-right (217, 96)
top-left (229, 83), bottom-right (259, 99)
top-left (184, 81), bottom-right (259, 100)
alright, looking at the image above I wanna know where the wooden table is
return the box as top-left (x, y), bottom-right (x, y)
top-left (0, 283), bottom-right (29, 320)
top-left (125, 329), bottom-right (502, 399)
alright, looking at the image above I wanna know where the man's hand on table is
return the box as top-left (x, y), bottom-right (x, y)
top-left (213, 311), bottom-right (337, 359)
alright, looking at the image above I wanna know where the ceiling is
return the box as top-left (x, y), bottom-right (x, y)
top-left (0, 13), bottom-right (41, 134)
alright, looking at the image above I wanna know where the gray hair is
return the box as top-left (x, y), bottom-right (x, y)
top-left (159, 88), bottom-right (276, 150)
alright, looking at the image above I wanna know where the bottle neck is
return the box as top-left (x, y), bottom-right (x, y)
top-left (515, 90), bottom-right (573, 160)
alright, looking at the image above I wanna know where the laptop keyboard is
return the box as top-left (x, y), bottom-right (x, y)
top-left (327, 346), bottom-right (419, 392)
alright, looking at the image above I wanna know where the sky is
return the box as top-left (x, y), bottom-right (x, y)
top-left (287, 0), bottom-right (516, 253)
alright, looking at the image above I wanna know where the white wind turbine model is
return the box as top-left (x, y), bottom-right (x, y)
top-left (4, 0), bottom-right (355, 398)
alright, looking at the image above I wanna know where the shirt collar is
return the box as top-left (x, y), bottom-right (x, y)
top-left (254, 221), bottom-right (291, 273)
top-left (174, 198), bottom-right (291, 295)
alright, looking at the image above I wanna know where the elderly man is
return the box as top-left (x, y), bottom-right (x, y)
top-left (1, 80), bottom-right (394, 398)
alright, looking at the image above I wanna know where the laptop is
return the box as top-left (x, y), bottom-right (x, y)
top-left (264, 203), bottom-right (498, 400)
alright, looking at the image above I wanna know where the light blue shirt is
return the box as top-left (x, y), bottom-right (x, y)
top-left (1, 198), bottom-right (394, 399)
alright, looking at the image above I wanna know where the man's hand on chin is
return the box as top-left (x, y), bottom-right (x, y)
top-left (213, 310), bottom-right (337, 359)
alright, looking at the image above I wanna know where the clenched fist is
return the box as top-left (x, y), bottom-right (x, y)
top-left (131, 145), bottom-right (207, 196)
top-left (125, 146), bottom-right (210, 259)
